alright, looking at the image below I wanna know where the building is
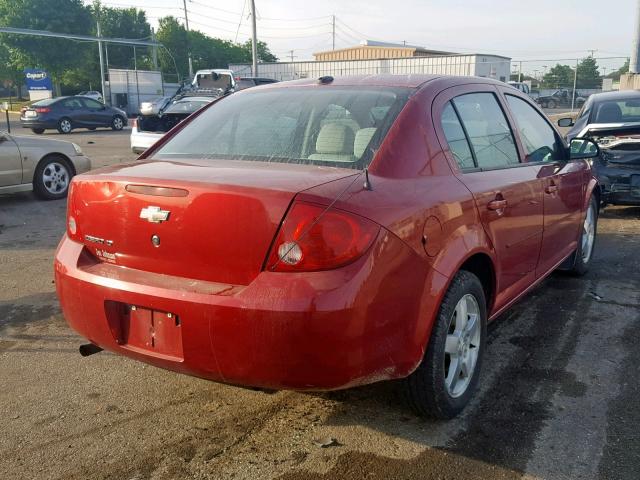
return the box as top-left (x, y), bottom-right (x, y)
top-left (229, 54), bottom-right (511, 83)
top-left (313, 40), bottom-right (454, 61)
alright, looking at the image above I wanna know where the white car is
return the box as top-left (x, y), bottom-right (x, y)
top-left (139, 96), bottom-right (172, 116)
top-left (130, 96), bottom-right (214, 154)
top-left (77, 91), bottom-right (103, 103)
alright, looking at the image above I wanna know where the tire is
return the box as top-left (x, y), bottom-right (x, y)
top-left (111, 115), bottom-right (124, 131)
top-left (31, 128), bottom-right (45, 134)
top-left (88, 127), bottom-right (96, 131)
top-left (404, 270), bottom-right (487, 419)
top-left (568, 196), bottom-right (598, 275)
top-left (33, 155), bottom-right (73, 200)
top-left (57, 118), bottom-right (72, 134)
top-left (547, 100), bottom-right (557, 109)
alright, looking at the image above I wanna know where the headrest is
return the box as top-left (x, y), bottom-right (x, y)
top-left (354, 128), bottom-right (377, 158)
top-left (315, 123), bottom-right (355, 155)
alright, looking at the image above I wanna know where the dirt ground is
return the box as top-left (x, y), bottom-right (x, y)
top-left (1, 121), bottom-right (639, 480)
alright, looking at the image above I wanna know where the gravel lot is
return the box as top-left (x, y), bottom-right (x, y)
top-left (1, 118), bottom-right (639, 480)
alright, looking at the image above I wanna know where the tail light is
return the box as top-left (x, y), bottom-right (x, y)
top-left (131, 117), bottom-right (137, 128)
top-left (35, 107), bottom-right (51, 113)
top-left (266, 202), bottom-right (379, 272)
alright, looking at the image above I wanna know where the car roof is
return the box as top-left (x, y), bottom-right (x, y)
top-left (253, 74), bottom-right (507, 90)
top-left (588, 90), bottom-right (640, 103)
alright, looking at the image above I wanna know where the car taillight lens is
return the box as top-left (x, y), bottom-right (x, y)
top-left (266, 202), bottom-right (379, 272)
top-left (131, 117), bottom-right (137, 128)
top-left (35, 107), bottom-right (50, 113)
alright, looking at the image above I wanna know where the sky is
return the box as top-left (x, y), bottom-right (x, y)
top-left (91, 0), bottom-right (636, 75)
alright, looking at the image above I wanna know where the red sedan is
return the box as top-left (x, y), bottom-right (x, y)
top-left (55, 75), bottom-right (600, 418)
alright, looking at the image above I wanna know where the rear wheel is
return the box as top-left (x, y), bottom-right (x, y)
top-left (57, 118), bottom-right (72, 134)
top-left (405, 270), bottom-right (487, 419)
top-left (547, 99), bottom-right (557, 109)
top-left (31, 128), bottom-right (45, 134)
top-left (111, 115), bottom-right (124, 131)
top-left (569, 196), bottom-right (598, 275)
top-left (33, 155), bottom-right (73, 200)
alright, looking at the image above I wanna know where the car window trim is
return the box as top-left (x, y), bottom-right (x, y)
top-left (451, 91), bottom-right (522, 172)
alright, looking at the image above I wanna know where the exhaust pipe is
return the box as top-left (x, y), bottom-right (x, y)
top-left (79, 343), bottom-right (103, 357)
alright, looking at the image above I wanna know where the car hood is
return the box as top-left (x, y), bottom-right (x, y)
top-left (8, 134), bottom-right (77, 155)
top-left (581, 123), bottom-right (640, 167)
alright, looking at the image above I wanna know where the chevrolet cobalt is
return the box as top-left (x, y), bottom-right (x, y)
top-left (55, 75), bottom-right (600, 418)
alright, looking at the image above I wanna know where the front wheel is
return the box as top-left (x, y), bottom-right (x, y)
top-left (405, 270), bottom-right (487, 419)
top-left (569, 196), bottom-right (598, 275)
top-left (547, 99), bottom-right (557, 109)
top-left (33, 156), bottom-right (73, 200)
top-left (111, 115), bottom-right (124, 131)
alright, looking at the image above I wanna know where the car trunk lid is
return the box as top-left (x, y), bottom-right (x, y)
top-left (69, 159), bottom-right (356, 285)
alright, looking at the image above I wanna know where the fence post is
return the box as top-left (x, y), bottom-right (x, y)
top-left (571, 59), bottom-right (578, 111)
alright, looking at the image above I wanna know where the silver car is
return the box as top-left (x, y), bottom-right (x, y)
top-left (0, 131), bottom-right (91, 199)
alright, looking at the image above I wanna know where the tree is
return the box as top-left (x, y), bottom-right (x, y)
top-left (0, 0), bottom-right (93, 93)
top-left (607, 59), bottom-right (629, 80)
top-left (542, 64), bottom-right (574, 89)
top-left (242, 40), bottom-right (278, 63)
top-left (576, 56), bottom-right (600, 89)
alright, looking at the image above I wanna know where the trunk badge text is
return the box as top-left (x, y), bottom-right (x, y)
top-left (140, 206), bottom-right (170, 223)
top-left (84, 234), bottom-right (114, 246)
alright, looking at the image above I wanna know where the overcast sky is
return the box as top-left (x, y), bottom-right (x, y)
top-left (94, 0), bottom-right (635, 74)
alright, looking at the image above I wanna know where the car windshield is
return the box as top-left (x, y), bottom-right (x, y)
top-left (164, 100), bottom-right (211, 114)
top-left (594, 98), bottom-right (640, 123)
top-left (153, 86), bottom-right (412, 169)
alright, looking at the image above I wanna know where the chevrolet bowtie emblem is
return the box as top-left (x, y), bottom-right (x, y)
top-left (140, 206), bottom-right (170, 223)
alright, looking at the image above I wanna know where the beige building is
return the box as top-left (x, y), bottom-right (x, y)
top-left (313, 40), bottom-right (454, 62)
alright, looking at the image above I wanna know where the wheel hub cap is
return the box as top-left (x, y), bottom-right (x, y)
top-left (42, 162), bottom-right (69, 194)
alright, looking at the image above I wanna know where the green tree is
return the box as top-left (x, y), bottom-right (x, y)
top-left (542, 64), bottom-right (574, 89)
top-left (576, 56), bottom-right (600, 89)
top-left (607, 59), bottom-right (629, 80)
top-left (0, 0), bottom-right (93, 93)
top-left (242, 40), bottom-right (278, 63)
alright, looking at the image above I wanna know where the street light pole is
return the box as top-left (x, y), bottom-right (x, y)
top-left (97, 21), bottom-right (107, 105)
top-left (182, 0), bottom-right (193, 78)
top-left (250, 0), bottom-right (258, 76)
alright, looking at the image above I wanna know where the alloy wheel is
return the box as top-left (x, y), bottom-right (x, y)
top-left (60, 119), bottom-right (72, 133)
top-left (444, 293), bottom-right (481, 398)
top-left (42, 162), bottom-right (70, 195)
top-left (581, 202), bottom-right (596, 263)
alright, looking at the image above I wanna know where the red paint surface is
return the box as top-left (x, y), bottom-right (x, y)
top-left (55, 75), bottom-right (595, 390)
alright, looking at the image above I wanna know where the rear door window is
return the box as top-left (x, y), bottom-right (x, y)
top-left (506, 94), bottom-right (565, 163)
top-left (441, 102), bottom-right (475, 169)
top-left (452, 93), bottom-right (520, 169)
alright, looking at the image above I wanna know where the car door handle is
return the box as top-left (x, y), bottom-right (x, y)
top-left (487, 199), bottom-right (508, 211)
top-left (545, 184), bottom-right (558, 194)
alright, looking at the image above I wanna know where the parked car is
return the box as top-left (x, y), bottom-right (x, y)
top-left (77, 90), bottom-right (104, 103)
top-left (0, 130), bottom-right (91, 199)
top-left (536, 89), bottom-right (586, 109)
top-left (20, 96), bottom-right (128, 134)
top-left (131, 96), bottom-right (215, 153)
top-left (560, 90), bottom-right (640, 206)
top-left (507, 81), bottom-right (530, 96)
top-left (139, 96), bottom-right (172, 116)
top-left (55, 75), bottom-right (600, 419)
top-left (235, 77), bottom-right (279, 91)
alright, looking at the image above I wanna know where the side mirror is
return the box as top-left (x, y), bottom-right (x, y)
top-left (570, 138), bottom-right (599, 160)
top-left (557, 117), bottom-right (574, 127)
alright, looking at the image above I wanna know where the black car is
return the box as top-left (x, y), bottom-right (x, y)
top-left (559, 90), bottom-right (640, 206)
top-left (20, 96), bottom-right (128, 134)
top-left (235, 77), bottom-right (278, 91)
top-left (536, 89), bottom-right (586, 109)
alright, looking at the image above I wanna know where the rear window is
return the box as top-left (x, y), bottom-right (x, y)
top-left (31, 98), bottom-right (57, 107)
top-left (164, 100), bottom-right (211, 114)
top-left (594, 98), bottom-right (640, 123)
top-left (153, 86), bottom-right (412, 169)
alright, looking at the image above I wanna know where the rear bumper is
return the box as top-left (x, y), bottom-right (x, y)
top-left (20, 117), bottom-right (57, 129)
top-left (130, 128), bottom-right (163, 153)
top-left (54, 232), bottom-right (445, 390)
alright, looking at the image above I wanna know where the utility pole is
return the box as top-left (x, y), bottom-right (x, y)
top-left (151, 28), bottom-right (158, 70)
top-left (288, 50), bottom-right (297, 62)
top-left (518, 61), bottom-right (523, 82)
top-left (97, 21), bottom-right (107, 105)
top-left (631, 0), bottom-right (640, 73)
top-left (587, 49), bottom-right (597, 57)
top-left (182, 0), bottom-right (193, 78)
top-left (571, 58), bottom-right (578, 111)
top-left (332, 15), bottom-right (335, 50)
top-left (250, 0), bottom-right (258, 76)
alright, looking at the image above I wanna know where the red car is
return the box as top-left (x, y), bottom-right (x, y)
top-left (55, 75), bottom-right (600, 418)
